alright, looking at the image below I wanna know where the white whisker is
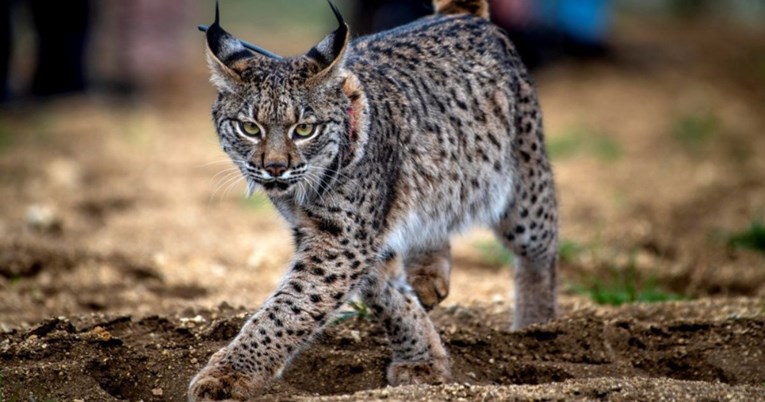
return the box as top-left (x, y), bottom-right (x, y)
top-left (221, 176), bottom-right (245, 200)
top-left (195, 158), bottom-right (244, 168)
top-left (302, 168), bottom-right (332, 205)
top-left (305, 164), bottom-right (353, 182)
top-left (210, 172), bottom-right (240, 195)
top-left (210, 167), bottom-right (243, 184)
top-left (210, 172), bottom-right (244, 204)
top-left (246, 180), bottom-right (257, 198)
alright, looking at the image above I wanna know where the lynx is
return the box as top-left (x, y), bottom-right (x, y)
top-left (190, 0), bottom-right (558, 399)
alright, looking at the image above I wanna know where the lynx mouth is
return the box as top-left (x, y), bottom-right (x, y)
top-left (262, 181), bottom-right (293, 192)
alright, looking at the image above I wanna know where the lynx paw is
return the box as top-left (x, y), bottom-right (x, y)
top-left (406, 249), bottom-right (452, 310)
top-left (188, 347), bottom-right (263, 402)
top-left (409, 272), bottom-right (450, 310)
top-left (387, 358), bottom-right (452, 386)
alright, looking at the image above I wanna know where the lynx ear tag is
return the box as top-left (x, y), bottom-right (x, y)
top-left (200, 1), bottom-right (282, 91)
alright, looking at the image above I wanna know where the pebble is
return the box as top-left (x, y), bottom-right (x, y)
top-left (180, 315), bottom-right (206, 324)
top-left (25, 204), bottom-right (62, 233)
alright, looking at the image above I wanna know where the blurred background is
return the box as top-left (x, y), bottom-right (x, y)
top-left (1, 0), bottom-right (764, 328)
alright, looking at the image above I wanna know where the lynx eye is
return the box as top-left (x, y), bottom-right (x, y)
top-left (238, 121), bottom-right (261, 137)
top-left (293, 123), bottom-right (316, 139)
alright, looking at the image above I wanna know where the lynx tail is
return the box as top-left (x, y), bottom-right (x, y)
top-left (433, 0), bottom-right (490, 19)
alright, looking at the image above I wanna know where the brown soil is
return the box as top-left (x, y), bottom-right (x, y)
top-left (1, 299), bottom-right (763, 401)
top-left (1, 15), bottom-right (765, 402)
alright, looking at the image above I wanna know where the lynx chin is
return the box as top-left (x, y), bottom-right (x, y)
top-left (190, 0), bottom-right (559, 399)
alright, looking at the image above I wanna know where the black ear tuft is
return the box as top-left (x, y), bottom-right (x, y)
top-left (305, 1), bottom-right (350, 81)
top-left (199, 0), bottom-right (282, 60)
top-left (328, 0), bottom-right (347, 33)
top-left (203, 0), bottom-right (282, 88)
top-left (205, 2), bottom-right (252, 76)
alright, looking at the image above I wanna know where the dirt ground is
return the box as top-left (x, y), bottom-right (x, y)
top-left (1, 15), bottom-right (765, 402)
top-left (1, 299), bottom-right (763, 401)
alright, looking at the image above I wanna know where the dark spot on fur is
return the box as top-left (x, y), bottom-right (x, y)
top-left (293, 262), bottom-right (306, 272)
top-left (311, 312), bottom-right (326, 322)
top-left (317, 218), bottom-right (342, 237)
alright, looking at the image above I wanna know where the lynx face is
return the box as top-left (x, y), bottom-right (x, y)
top-left (206, 9), bottom-right (351, 200)
top-left (213, 62), bottom-right (350, 198)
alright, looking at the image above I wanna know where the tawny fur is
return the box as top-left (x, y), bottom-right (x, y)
top-left (434, 0), bottom-right (490, 19)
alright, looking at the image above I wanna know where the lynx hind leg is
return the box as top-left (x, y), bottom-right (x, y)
top-left (494, 73), bottom-right (560, 330)
top-left (405, 244), bottom-right (452, 310)
top-left (362, 253), bottom-right (451, 386)
top-left (494, 187), bottom-right (558, 330)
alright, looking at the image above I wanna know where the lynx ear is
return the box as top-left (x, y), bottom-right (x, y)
top-left (205, 1), bottom-right (257, 91)
top-left (305, 1), bottom-right (350, 84)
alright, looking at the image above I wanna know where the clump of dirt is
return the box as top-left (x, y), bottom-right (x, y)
top-left (1, 299), bottom-right (763, 401)
top-left (0, 239), bottom-right (80, 279)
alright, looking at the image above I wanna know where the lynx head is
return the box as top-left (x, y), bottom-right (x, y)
top-left (205, 2), bottom-right (367, 202)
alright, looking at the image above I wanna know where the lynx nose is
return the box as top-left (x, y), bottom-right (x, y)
top-left (264, 162), bottom-right (288, 178)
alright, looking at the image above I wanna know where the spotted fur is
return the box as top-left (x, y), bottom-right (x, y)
top-left (190, 0), bottom-right (558, 399)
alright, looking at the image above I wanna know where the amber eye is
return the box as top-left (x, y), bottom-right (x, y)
top-left (239, 121), bottom-right (261, 137)
top-left (293, 123), bottom-right (316, 138)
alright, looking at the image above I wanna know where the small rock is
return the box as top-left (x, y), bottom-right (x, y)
top-left (152, 388), bottom-right (164, 396)
top-left (25, 204), bottom-right (63, 234)
top-left (83, 326), bottom-right (123, 346)
top-left (180, 315), bottom-right (206, 324)
top-left (451, 306), bottom-right (477, 320)
top-left (91, 326), bottom-right (113, 341)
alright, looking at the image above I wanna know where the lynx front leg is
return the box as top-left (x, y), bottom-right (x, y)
top-left (362, 253), bottom-right (451, 386)
top-left (404, 243), bottom-right (452, 310)
top-left (188, 225), bottom-right (373, 401)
